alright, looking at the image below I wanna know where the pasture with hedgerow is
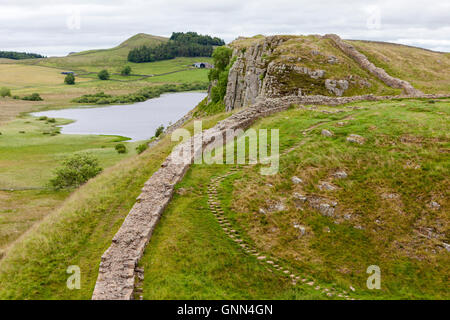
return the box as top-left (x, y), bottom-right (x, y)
top-left (0, 0), bottom-right (448, 307)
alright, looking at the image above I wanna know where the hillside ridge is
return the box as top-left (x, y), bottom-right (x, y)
top-left (223, 34), bottom-right (428, 111)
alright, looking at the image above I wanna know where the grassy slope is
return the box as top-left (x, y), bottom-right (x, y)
top-left (141, 98), bottom-right (449, 300)
top-left (0, 115), bottom-right (135, 254)
top-left (0, 113), bottom-right (227, 299)
top-left (350, 40), bottom-right (450, 94)
top-left (139, 165), bottom-right (330, 300)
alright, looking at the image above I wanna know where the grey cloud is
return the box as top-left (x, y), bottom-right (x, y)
top-left (0, 0), bottom-right (448, 56)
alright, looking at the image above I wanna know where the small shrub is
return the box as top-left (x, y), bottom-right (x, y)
top-left (121, 66), bottom-right (132, 76)
top-left (12, 95), bottom-right (20, 99)
top-left (155, 125), bottom-right (164, 138)
top-left (22, 93), bottom-right (43, 101)
top-left (50, 153), bottom-right (103, 190)
top-left (98, 69), bottom-right (110, 80)
top-left (38, 116), bottom-right (48, 121)
top-left (0, 87), bottom-right (11, 97)
top-left (115, 143), bottom-right (127, 154)
top-left (64, 73), bottom-right (75, 85)
top-left (47, 118), bottom-right (56, 123)
top-left (136, 143), bottom-right (148, 154)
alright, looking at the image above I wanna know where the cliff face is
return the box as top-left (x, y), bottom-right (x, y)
top-left (224, 36), bottom-right (285, 111)
top-left (221, 34), bottom-right (424, 111)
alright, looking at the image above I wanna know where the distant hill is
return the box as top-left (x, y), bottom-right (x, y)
top-left (128, 32), bottom-right (225, 63)
top-left (117, 33), bottom-right (168, 49)
top-left (27, 33), bottom-right (169, 71)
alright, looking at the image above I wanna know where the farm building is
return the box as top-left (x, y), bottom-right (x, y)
top-left (193, 62), bottom-right (213, 69)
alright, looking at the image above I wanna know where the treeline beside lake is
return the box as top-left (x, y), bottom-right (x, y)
top-left (128, 32), bottom-right (225, 63)
top-left (0, 51), bottom-right (46, 60)
top-left (72, 82), bottom-right (208, 104)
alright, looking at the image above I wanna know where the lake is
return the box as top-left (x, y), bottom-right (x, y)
top-left (31, 92), bottom-right (207, 141)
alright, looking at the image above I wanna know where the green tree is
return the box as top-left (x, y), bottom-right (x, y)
top-left (136, 143), bottom-right (148, 154)
top-left (209, 46), bottom-right (232, 81)
top-left (115, 144), bottom-right (127, 154)
top-left (64, 73), bottom-right (75, 85)
top-left (208, 46), bottom-right (234, 103)
top-left (50, 153), bottom-right (103, 190)
top-left (98, 69), bottom-right (110, 80)
top-left (121, 66), bottom-right (132, 76)
top-left (0, 87), bottom-right (11, 97)
top-left (22, 93), bottom-right (43, 101)
top-left (155, 125), bottom-right (164, 137)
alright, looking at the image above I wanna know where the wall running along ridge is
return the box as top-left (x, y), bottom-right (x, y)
top-left (92, 92), bottom-right (447, 300)
top-left (324, 34), bottom-right (423, 96)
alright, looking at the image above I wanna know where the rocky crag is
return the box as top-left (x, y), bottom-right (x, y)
top-left (223, 34), bottom-right (423, 111)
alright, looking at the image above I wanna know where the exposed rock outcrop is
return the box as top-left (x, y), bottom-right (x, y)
top-left (222, 34), bottom-right (425, 111)
top-left (325, 79), bottom-right (349, 96)
top-left (224, 36), bottom-right (286, 111)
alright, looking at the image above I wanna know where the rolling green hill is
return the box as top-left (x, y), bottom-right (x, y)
top-left (26, 33), bottom-right (169, 71)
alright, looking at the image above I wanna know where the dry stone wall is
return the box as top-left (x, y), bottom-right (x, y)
top-left (92, 92), bottom-right (447, 300)
top-left (324, 34), bottom-right (423, 96)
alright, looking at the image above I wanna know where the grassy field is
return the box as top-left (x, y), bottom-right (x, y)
top-left (0, 116), bottom-right (134, 189)
top-left (140, 98), bottom-right (449, 300)
top-left (0, 64), bottom-right (91, 89)
top-left (0, 115), bottom-right (138, 256)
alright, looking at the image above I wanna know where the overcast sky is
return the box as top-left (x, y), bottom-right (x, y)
top-left (1, 0), bottom-right (449, 56)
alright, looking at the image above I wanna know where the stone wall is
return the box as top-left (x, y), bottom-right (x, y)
top-left (324, 34), bottom-right (423, 96)
top-left (92, 92), bottom-right (448, 300)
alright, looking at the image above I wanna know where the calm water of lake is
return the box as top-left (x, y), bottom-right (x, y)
top-left (32, 92), bottom-right (207, 141)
